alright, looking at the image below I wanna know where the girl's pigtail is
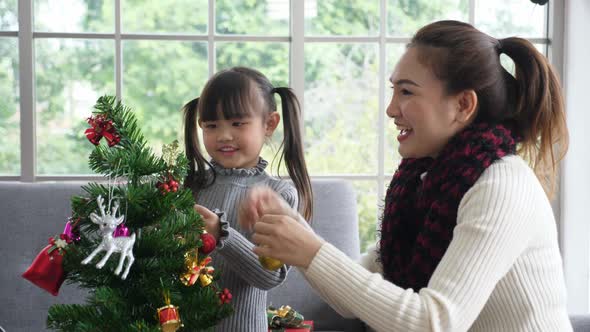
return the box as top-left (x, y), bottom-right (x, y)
top-left (500, 37), bottom-right (568, 198)
top-left (182, 98), bottom-right (212, 190)
top-left (273, 87), bottom-right (313, 222)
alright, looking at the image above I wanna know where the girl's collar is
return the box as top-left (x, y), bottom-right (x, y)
top-left (210, 158), bottom-right (268, 176)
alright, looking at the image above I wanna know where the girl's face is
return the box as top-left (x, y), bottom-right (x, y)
top-left (386, 47), bottom-right (467, 159)
top-left (199, 94), bottom-right (279, 169)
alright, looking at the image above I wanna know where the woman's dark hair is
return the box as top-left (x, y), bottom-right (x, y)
top-left (183, 67), bottom-right (313, 221)
top-left (409, 20), bottom-right (568, 198)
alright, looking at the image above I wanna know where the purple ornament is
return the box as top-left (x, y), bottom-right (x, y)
top-left (113, 224), bottom-right (130, 237)
top-left (62, 219), bottom-right (81, 243)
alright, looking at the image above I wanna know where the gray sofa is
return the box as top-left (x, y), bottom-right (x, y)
top-left (0, 179), bottom-right (366, 332)
top-left (3, 180), bottom-right (590, 332)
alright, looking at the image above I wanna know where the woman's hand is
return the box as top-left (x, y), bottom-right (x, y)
top-left (240, 186), bottom-right (325, 268)
top-left (238, 185), bottom-right (300, 231)
top-left (194, 204), bottom-right (220, 241)
top-left (252, 214), bottom-right (324, 268)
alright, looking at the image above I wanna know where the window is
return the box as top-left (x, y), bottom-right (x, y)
top-left (0, 0), bottom-right (19, 175)
top-left (2, 1), bottom-right (550, 254)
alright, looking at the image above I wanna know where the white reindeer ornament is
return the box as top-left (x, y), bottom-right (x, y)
top-left (81, 195), bottom-right (136, 279)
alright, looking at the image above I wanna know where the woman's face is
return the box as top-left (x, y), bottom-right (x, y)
top-left (386, 47), bottom-right (465, 159)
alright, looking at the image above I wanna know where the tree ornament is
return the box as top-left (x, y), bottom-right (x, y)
top-left (157, 175), bottom-right (179, 195)
top-left (22, 236), bottom-right (69, 296)
top-left (259, 255), bottom-right (284, 271)
top-left (180, 250), bottom-right (215, 287)
top-left (199, 231), bottom-right (216, 255)
top-left (162, 140), bottom-right (181, 166)
top-left (81, 195), bottom-right (136, 279)
top-left (63, 217), bottom-right (81, 243)
top-left (112, 223), bottom-right (130, 237)
top-left (157, 291), bottom-right (183, 332)
top-left (85, 114), bottom-right (121, 147)
top-left (218, 288), bottom-right (232, 304)
top-left (22, 220), bottom-right (78, 295)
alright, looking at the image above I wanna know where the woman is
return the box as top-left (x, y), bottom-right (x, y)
top-left (240, 20), bottom-right (572, 331)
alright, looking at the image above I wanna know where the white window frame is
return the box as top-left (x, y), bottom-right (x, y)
top-left (5, 0), bottom-right (587, 314)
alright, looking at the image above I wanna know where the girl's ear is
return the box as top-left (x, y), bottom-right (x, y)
top-left (265, 112), bottom-right (280, 136)
top-left (198, 118), bottom-right (203, 128)
top-left (455, 89), bottom-right (478, 124)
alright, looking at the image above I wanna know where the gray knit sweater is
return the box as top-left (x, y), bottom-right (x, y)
top-left (191, 158), bottom-right (298, 332)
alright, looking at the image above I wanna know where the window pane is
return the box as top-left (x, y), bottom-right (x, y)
top-left (384, 44), bottom-right (405, 172)
top-left (122, 0), bottom-right (207, 34)
top-left (123, 40), bottom-right (208, 154)
top-left (0, 0), bottom-right (18, 31)
top-left (475, 0), bottom-right (547, 38)
top-left (388, 0), bottom-right (468, 37)
top-left (35, 39), bottom-right (115, 175)
top-left (217, 42), bottom-right (289, 172)
top-left (351, 180), bottom-right (379, 253)
top-left (0, 37), bottom-right (19, 175)
top-left (305, 0), bottom-right (379, 36)
top-left (216, 42), bottom-right (289, 87)
top-left (34, 0), bottom-right (114, 33)
top-left (305, 43), bottom-right (379, 175)
top-left (216, 0), bottom-right (289, 35)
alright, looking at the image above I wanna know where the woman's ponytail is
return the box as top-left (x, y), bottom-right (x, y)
top-left (272, 87), bottom-right (313, 221)
top-left (500, 37), bottom-right (568, 197)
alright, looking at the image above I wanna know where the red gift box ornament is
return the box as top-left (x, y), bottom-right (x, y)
top-left (22, 235), bottom-right (70, 296)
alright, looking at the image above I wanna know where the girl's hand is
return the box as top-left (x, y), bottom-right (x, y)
top-left (251, 213), bottom-right (325, 269)
top-left (194, 204), bottom-right (221, 241)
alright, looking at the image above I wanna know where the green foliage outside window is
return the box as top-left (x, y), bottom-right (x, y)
top-left (0, 0), bottom-right (547, 252)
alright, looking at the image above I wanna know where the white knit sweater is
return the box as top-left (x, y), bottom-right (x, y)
top-left (301, 156), bottom-right (572, 332)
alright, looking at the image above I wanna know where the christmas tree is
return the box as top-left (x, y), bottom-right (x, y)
top-left (22, 96), bottom-right (233, 331)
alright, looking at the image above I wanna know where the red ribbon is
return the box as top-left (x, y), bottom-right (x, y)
top-left (85, 114), bottom-right (121, 147)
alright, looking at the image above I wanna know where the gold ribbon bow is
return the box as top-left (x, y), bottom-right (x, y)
top-left (180, 250), bottom-right (215, 287)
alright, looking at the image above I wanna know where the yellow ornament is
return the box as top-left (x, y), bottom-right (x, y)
top-left (180, 249), bottom-right (215, 286)
top-left (259, 256), bottom-right (283, 271)
top-left (199, 273), bottom-right (213, 287)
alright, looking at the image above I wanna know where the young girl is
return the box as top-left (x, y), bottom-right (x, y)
top-left (182, 66), bottom-right (312, 332)
top-left (242, 21), bottom-right (572, 331)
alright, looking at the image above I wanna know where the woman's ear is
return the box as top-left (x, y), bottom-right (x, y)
top-left (265, 112), bottom-right (280, 136)
top-left (455, 90), bottom-right (478, 124)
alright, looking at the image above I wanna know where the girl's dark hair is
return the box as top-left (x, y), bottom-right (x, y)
top-left (409, 20), bottom-right (568, 198)
top-left (183, 67), bottom-right (313, 221)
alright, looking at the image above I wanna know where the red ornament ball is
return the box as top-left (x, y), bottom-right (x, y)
top-left (200, 232), bottom-right (217, 255)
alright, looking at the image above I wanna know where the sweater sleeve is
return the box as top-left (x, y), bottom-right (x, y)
top-left (214, 184), bottom-right (299, 290)
top-left (302, 159), bottom-right (540, 332)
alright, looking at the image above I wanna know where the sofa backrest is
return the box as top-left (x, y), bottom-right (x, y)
top-left (1, 182), bottom-right (88, 332)
top-left (267, 179), bottom-right (365, 331)
top-left (0, 180), bottom-right (364, 332)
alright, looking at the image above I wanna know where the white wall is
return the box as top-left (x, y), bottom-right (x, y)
top-left (560, 0), bottom-right (590, 314)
